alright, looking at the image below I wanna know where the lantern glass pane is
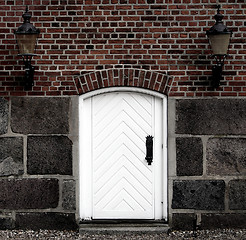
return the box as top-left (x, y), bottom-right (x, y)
top-left (16, 34), bottom-right (38, 55)
top-left (208, 34), bottom-right (230, 55)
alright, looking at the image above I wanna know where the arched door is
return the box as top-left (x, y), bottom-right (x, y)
top-left (79, 90), bottom-right (167, 220)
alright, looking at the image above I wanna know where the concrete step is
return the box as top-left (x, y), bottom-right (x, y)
top-left (79, 222), bottom-right (170, 234)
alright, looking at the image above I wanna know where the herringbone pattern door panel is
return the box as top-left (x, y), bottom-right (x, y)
top-left (92, 92), bottom-right (154, 219)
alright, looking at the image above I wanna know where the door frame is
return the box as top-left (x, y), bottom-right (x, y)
top-left (79, 87), bottom-right (168, 221)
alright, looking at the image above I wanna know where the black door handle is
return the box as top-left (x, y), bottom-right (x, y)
top-left (145, 135), bottom-right (153, 165)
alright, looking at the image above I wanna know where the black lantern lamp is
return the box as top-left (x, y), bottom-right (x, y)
top-left (206, 5), bottom-right (232, 88)
top-left (14, 6), bottom-right (40, 90)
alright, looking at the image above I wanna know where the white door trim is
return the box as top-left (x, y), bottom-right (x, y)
top-left (79, 87), bottom-right (168, 221)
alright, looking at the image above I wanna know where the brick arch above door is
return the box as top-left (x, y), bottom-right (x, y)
top-left (74, 69), bottom-right (171, 96)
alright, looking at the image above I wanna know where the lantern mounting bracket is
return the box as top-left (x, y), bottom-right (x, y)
top-left (211, 54), bottom-right (227, 88)
top-left (18, 54), bottom-right (36, 90)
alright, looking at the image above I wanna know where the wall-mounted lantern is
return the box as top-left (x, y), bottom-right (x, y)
top-left (206, 5), bottom-right (232, 88)
top-left (14, 6), bottom-right (40, 90)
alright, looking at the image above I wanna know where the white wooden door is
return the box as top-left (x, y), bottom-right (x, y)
top-left (80, 91), bottom-right (164, 220)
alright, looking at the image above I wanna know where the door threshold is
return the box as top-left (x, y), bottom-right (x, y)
top-left (79, 220), bottom-right (169, 234)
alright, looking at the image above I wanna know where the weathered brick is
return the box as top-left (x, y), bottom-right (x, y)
top-left (0, 137), bottom-right (23, 176)
top-left (172, 213), bottom-right (196, 230)
top-left (176, 99), bottom-right (246, 135)
top-left (176, 137), bottom-right (203, 176)
top-left (201, 214), bottom-right (246, 229)
top-left (11, 97), bottom-right (70, 134)
top-left (0, 97), bottom-right (8, 135)
top-left (27, 136), bottom-right (72, 175)
top-left (16, 213), bottom-right (77, 230)
top-left (0, 2), bottom-right (245, 97)
top-left (207, 138), bottom-right (246, 176)
top-left (62, 180), bottom-right (76, 210)
top-left (0, 179), bottom-right (59, 209)
top-left (0, 218), bottom-right (14, 230)
top-left (229, 180), bottom-right (246, 210)
top-left (172, 180), bottom-right (225, 210)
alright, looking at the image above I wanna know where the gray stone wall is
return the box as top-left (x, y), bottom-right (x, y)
top-left (1, 96), bottom-right (245, 230)
top-left (0, 97), bottom-right (77, 230)
top-left (170, 98), bottom-right (246, 230)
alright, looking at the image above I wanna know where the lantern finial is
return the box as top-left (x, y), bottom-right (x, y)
top-left (217, 5), bottom-right (221, 14)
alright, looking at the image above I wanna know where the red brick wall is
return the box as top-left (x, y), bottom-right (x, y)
top-left (0, 0), bottom-right (245, 96)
